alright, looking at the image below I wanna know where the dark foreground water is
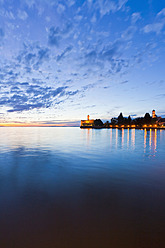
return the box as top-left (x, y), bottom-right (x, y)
top-left (0, 127), bottom-right (165, 248)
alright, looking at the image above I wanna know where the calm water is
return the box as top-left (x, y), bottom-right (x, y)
top-left (0, 127), bottom-right (165, 248)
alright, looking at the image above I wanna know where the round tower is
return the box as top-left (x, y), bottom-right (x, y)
top-left (87, 115), bottom-right (90, 121)
top-left (152, 110), bottom-right (156, 118)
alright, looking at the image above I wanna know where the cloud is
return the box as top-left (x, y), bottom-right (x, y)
top-left (120, 80), bottom-right (128, 84)
top-left (82, 83), bottom-right (96, 92)
top-left (142, 10), bottom-right (165, 35)
top-left (48, 27), bottom-right (62, 46)
top-left (0, 54), bottom-right (80, 113)
top-left (131, 12), bottom-right (141, 24)
top-left (57, 3), bottom-right (66, 14)
top-left (156, 93), bottom-right (165, 98)
top-left (143, 21), bottom-right (165, 35)
top-left (121, 26), bottom-right (137, 40)
top-left (17, 10), bottom-right (28, 20)
top-left (25, 0), bottom-right (35, 9)
top-left (17, 44), bottom-right (50, 71)
top-left (56, 46), bottom-right (73, 61)
top-left (1, 10), bottom-right (15, 20)
top-left (66, 0), bottom-right (75, 7)
top-left (94, 0), bottom-right (128, 17)
top-left (48, 22), bottom-right (73, 46)
top-left (157, 8), bottom-right (165, 17)
top-left (10, 86), bottom-right (21, 93)
top-left (37, 47), bottom-right (49, 64)
top-left (7, 103), bottom-right (43, 112)
top-left (82, 39), bottom-right (129, 74)
top-left (0, 83), bottom-right (79, 113)
top-left (91, 14), bottom-right (97, 23)
top-left (66, 90), bottom-right (79, 96)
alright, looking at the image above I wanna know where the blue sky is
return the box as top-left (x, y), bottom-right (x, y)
top-left (0, 0), bottom-right (165, 125)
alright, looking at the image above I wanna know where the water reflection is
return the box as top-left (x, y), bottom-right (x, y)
top-left (144, 128), bottom-right (147, 151)
top-left (87, 128), bottom-right (91, 146)
top-left (115, 128), bottom-right (118, 148)
top-left (80, 128), bottom-right (159, 158)
top-left (109, 128), bottom-right (113, 150)
top-left (127, 128), bottom-right (130, 148)
top-left (131, 128), bottom-right (135, 149)
top-left (153, 129), bottom-right (157, 154)
top-left (81, 128), bottom-right (159, 153)
top-left (0, 127), bottom-right (165, 248)
top-left (122, 128), bottom-right (124, 148)
top-left (82, 128), bottom-right (161, 157)
top-left (143, 129), bottom-right (158, 157)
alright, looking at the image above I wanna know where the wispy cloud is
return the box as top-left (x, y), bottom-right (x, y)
top-left (131, 12), bottom-right (141, 24)
top-left (142, 8), bottom-right (165, 35)
top-left (48, 22), bottom-right (73, 46)
top-left (56, 46), bottom-right (73, 62)
top-left (143, 22), bottom-right (165, 35)
top-left (17, 43), bottom-right (50, 71)
top-left (17, 10), bottom-right (28, 20)
top-left (94, 0), bottom-right (128, 17)
top-left (0, 83), bottom-right (79, 113)
top-left (157, 8), bottom-right (165, 17)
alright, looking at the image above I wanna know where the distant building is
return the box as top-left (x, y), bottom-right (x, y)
top-left (152, 109), bottom-right (157, 118)
top-left (80, 115), bottom-right (94, 128)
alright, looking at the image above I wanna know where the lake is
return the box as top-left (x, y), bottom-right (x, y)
top-left (0, 127), bottom-right (165, 248)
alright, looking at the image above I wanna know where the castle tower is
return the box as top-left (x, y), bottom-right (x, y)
top-left (87, 115), bottom-right (90, 121)
top-left (152, 110), bottom-right (156, 118)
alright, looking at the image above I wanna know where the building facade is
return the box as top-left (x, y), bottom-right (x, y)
top-left (80, 115), bottom-right (94, 128)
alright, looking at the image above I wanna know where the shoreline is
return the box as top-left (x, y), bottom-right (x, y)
top-left (80, 126), bottom-right (165, 130)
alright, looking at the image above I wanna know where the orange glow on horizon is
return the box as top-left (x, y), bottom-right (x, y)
top-left (0, 122), bottom-right (76, 127)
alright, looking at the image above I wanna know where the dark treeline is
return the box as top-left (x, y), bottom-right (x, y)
top-left (89, 113), bottom-right (165, 128)
top-left (94, 112), bottom-right (158, 128)
top-left (110, 112), bottom-right (155, 126)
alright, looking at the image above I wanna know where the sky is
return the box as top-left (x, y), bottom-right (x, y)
top-left (0, 0), bottom-right (165, 126)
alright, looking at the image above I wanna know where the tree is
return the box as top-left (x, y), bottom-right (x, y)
top-left (128, 115), bottom-right (132, 124)
top-left (144, 113), bottom-right (152, 124)
top-left (118, 112), bottom-right (124, 124)
top-left (133, 117), bottom-right (143, 126)
top-left (94, 119), bottom-right (104, 127)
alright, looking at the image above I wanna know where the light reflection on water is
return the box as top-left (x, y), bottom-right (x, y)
top-left (0, 127), bottom-right (165, 248)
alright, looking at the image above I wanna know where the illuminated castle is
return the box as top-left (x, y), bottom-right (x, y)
top-left (80, 115), bottom-right (94, 128)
